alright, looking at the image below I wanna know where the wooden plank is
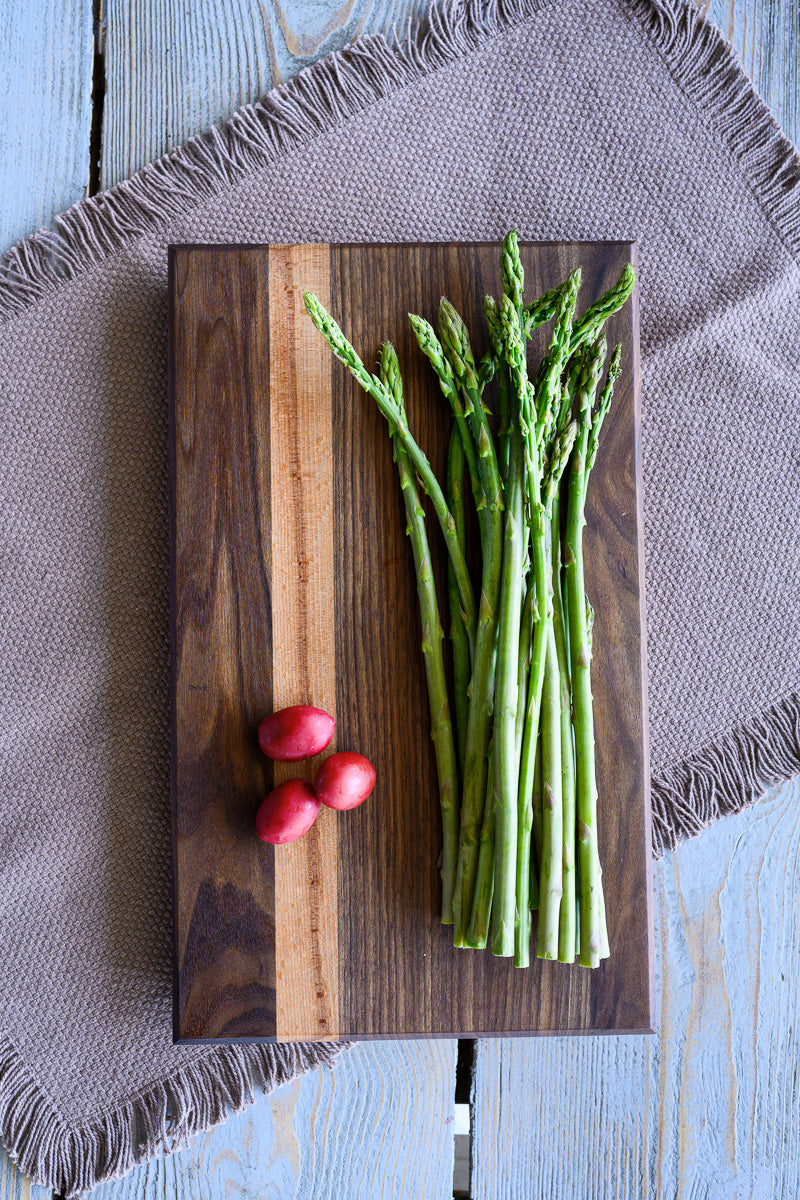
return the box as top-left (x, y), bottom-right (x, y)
top-left (269, 244), bottom-right (339, 1041)
top-left (0, 0), bottom-right (94, 254)
top-left (86, 1041), bottom-right (457, 1200)
top-left (170, 245), bottom-right (276, 1040)
top-left (332, 240), bottom-right (649, 1038)
top-left (102, 0), bottom-right (799, 192)
top-left (101, 0), bottom-right (431, 187)
top-left (471, 778), bottom-right (800, 1198)
top-left (170, 240), bottom-right (649, 1042)
top-left (0, 1150), bottom-right (50, 1200)
top-left (705, 0), bottom-right (799, 144)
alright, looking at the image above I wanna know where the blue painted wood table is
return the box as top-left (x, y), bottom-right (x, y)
top-left (1, 2), bottom-right (798, 1196)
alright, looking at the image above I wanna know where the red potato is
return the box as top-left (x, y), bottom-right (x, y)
top-left (257, 705), bottom-right (335, 762)
top-left (314, 752), bottom-right (376, 811)
top-left (255, 779), bottom-right (321, 844)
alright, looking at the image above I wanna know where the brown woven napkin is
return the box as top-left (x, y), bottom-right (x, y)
top-left (1, 0), bottom-right (799, 1192)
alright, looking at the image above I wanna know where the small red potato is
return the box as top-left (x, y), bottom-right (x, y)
top-left (255, 779), bottom-right (321, 844)
top-left (314, 752), bottom-right (376, 811)
top-left (257, 705), bottom-right (335, 762)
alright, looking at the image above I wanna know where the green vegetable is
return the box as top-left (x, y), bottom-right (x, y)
top-left (304, 239), bottom-right (634, 970)
top-left (381, 341), bottom-right (460, 924)
top-left (564, 341), bottom-right (620, 966)
top-left (303, 292), bottom-right (478, 652)
top-left (438, 298), bottom-right (504, 948)
top-left (446, 428), bottom-right (470, 780)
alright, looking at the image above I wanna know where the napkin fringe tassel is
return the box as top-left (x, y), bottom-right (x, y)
top-left (1, 0), bottom-right (800, 323)
top-left (651, 692), bottom-right (800, 857)
top-left (0, 1034), bottom-right (340, 1198)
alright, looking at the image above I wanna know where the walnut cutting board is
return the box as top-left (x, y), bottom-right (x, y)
top-left (169, 241), bottom-right (653, 1043)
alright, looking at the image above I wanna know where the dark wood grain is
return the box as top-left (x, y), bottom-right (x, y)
top-left (170, 245), bottom-right (276, 1041)
top-left (170, 241), bottom-right (652, 1042)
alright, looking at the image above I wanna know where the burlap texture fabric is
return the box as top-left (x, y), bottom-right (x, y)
top-left (1, 0), bottom-right (798, 1191)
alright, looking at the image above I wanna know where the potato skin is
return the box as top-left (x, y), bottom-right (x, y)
top-left (257, 705), bottom-right (335, 762)
top-left (255, 779), bottom-right (321, 843)
top-left (314, 752), bottom-right (377, 811)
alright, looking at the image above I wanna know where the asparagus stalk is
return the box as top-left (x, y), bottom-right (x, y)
top-left (467, 739), bottom-right (497, 949)
top-left (470, 564), bottom-right (531, 950)
top-left (491, 417), bottom-right (526, 957)
top-left (446, 428), bottom-right (470, 779)
top-left (515, 580), bottom-right (533, 762)
top-left (531, 421), bottom-right (578, 961)
top-left (409, 313), bottom-right (483, 518)
top-left (551, 499), bottom-right (577, 963)
top-left (485, 232), bottom-right (530, 958)
top-left (303, 291), bottom-right (478, 649)
top-left (532, 726), bottom-right (543, 876)
top-left (570, 264), bottom-right (636, 356)
top-left (437, 299), bottom-right (504, 948)
top-left (585, 366), bottom-right (616, 965)
top-left (507, 268), bottom-right (580, 966)
top-left (501, 290), bottom-right (547, 965)
top-left (465, 234), bottom-right (561, 955)
top-left (564, 341), bottom-right (619, 966)
top-left (585, 598), bottom-right (610, 961)
top-left (574, 846), bottom-right (581, 957)
top-left (523, 284), bottom-right (564, 335)
top-left (485, 277), bottom-right (564, 473)
top-left (482, 295), bottom-right (512, 482)
top-left (381, 343), bottom-right (460, 924)
top-left (537, 620), bottom-right (563, 960)
top-left (438, 298), bottom-right (503, 519)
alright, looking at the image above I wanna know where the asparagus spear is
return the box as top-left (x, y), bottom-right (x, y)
top-left (381, 342), bottom-right (460, 925)
top-left (532, 728), bottom-right (543, 889)
top-left (303, 291), bottom-right (478, 650)
top-left (551, 500), bottom-right (577, 963)
top-left (482, 295), bottom-right (512, 482)
top-left (476, 235), bottom-right (525, 956)
top-left (446, 429), bottom-right (470, 779)
top-left (490, 231), bottom-right (533, 958)
top-left (470, 566), bottom-right (533, 950)
top-left (467, 739), bottom-right (497, 949)
top-left (491, 415), bottom-right (525, 957)
top-left (438, 298), bottom-right (503, 948)
top-left (409, 313), bottom-right (483, 519)
top-left (515, 581), bottom-right (533, 762)
top-left (507, 269), bottom-right (580, 966)
top-left (531, 421), bottom-right (578, 961)
top-left (537, 620), bottom-right (563, 959)
top-left (570, 265), bottom-right (636, 356)
top-left (543, 367), bottom-right (581, 964)
top-left (485, 275), bottom-right (563, 482)
top-left (564, 341), bottom-right (620, 966)
top-left (499, 288), bottom-right (545, 965)
top-left (584, 598), bottom-right (610, 961)
top-left (523, 284), bottom-right (564, 335)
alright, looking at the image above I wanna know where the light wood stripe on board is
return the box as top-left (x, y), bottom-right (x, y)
top-left (269, 244), bottom-right (339, 1042)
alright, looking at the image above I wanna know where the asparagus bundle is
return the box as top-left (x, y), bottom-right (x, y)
top-left (303, 236), bottom-right (635, 967)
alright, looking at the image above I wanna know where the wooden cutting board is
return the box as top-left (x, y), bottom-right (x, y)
top-left (169, 241), bottom-right (653, 1043)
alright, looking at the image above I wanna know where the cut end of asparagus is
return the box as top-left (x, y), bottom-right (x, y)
top-left (492, 918), bottom-right (516, 957)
